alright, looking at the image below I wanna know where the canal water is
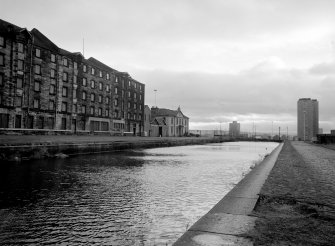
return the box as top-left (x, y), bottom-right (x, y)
top-left (0, 141), bottom-right (278, 245)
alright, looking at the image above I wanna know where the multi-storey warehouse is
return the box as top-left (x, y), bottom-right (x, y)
top-left (0, 19), bottom-right (145, 135)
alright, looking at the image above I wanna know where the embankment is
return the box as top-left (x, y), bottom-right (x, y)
top-left (0, 136), bottom-right (224, 162)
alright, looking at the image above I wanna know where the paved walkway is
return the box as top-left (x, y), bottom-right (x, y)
top-left (249, 141), bottom-right (335, 245)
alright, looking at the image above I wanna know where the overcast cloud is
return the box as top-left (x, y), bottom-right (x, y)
top-left (1, 0), bottom-right (335, 134)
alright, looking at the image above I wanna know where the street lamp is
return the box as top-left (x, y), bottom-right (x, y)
top-left (154, 89), bottom-right (157, 107)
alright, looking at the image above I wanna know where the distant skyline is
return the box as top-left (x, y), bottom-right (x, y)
top-left (2, 0), bottom-right (335, 134)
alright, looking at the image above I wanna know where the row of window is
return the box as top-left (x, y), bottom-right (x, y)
top-left (171, 117), bottom-right (188, 126)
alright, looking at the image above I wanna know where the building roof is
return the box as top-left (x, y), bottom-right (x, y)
top-left (30, 28), bottom-right (59, 52)
top-left (151, 107), bottom-right (189, 119)
top-left (87, 57), bottom-right (117, 73)
top-left (0, 18), bottom-right (23, 34)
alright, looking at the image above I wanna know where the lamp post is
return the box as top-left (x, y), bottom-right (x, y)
top-left (154, 89), bottom-right (157, 107)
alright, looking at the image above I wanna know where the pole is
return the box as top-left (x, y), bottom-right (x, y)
top-left (154, 89), bottom-right (157, 107)
top-left (279, 127), bottom-right (281, 141)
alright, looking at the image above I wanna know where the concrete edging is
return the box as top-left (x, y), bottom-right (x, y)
top-left (173, 142), bottom-right (284, 246)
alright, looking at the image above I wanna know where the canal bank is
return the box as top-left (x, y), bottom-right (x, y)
top-left (174, 142), bottom-right (283, 246)
top-left (175, 141), bottom-right (335, 246)
top-left (0, 135), bottom-right (226, 161)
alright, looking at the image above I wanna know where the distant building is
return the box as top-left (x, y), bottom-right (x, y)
top-left (297, 98), bottom-right (319, 141)
top-left (318, 128), bottom-right (323, 134)
top-left (229, 121), bottom-right (240, 138)
top-left (331, 130), bottom-right (335, 135)
top-left (0, 19), bottom-right (145, 134)
top-left (151, 106), bottom-right (189, 137)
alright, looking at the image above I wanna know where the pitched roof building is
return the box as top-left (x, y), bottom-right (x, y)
top-left (0, 18), bottom-right (145, 134)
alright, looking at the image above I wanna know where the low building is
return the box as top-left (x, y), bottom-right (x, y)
top-left (151, 106), bottom-right (189, 137)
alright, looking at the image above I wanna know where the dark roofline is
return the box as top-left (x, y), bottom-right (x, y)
top-left (30, 28), bottom-right (59, 52)
top-left (87, 57), bottom-right (118, 73)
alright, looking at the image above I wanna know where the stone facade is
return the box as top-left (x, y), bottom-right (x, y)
top-left (151, 106), bottom-right (189, 137)
top-left (0, 19), bottom-right (145, 134)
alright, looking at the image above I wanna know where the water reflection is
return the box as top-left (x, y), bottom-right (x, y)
top-left (0, 141), bottom-right (278, 245)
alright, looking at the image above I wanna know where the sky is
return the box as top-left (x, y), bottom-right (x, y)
top-left (1, 0), bottom-right (335, 134)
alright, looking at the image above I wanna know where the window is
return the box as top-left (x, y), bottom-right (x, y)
top-left (106, 84), bottom-right (110, 92)
top-left (106, 73), bottom-right (110, 80)
top-left (0, 74), bottom-right (3, 86)
top-left (134, 103), bottom-right (137, 110)
top-left (98, 95), bottom-right (102, 103)
top-left (50, 84), bottom-right (56, 94)
top-left (140, 94), bottom-right (142, 101)
top-left (83, 64), bottom-right (87, 72)
top-left (128, 91), bottom-right (131, 98)
top-left (0, 36), bottom-right (4, 47)
top-left (33, 99), bottom-right (40, 108)
top-left (0, 54), bottom-right (5, 66)
top-left (49, 100), bottom-right (55, 110)
top-left (73, 104), bottom-right (77, 113)
top-left (128, 102), bottom-right (131, 108)
top-left (16, 97), bottom-right (22, 107)
top-left (133, 114), bottom-right (136, 120)
top-left (63, 57), bottom-right (68, 66)
top-left (105, 109), bottom-right (109, 117)
top-left (98, 108), bottom-right (102, 116)
top-left (50, 69), bottom-right (55, 78)
top-left (99, 71), bottom-right (102, 77)
top-left (17, 77), bottom-right (23, 88)
top-left (114, 87), bottom-right (118, 94)
top-left (91, 67), bottom-right (95, 75)
top-left (139, 114), bottom-right (142, 120)
top-left (62, 102), bottom-right (67, 112)
top-left (35, 48), bottom-right (40, 57)
top-left (82, 91), bottom-right (87, 100)
top-left (90, 80), bottom-right (95, 88)
top-left (73, 89), bottom-right (77, 99)
top-left (134, 83), bottom-right (137, 89)
top-left (122, 90), bottom-right (124, 98)
top-left (140, 85), bottom-right (142, 91)
top-left (73, 75), bottom-right (77, 84)
top-left (134, 93), bottom-right (137, 100)
top-left (62, 87), bottom-right (68, 97)
top-left (82, 77), bottom-right (87, 86)
top-left (128, 80), bottom-right (131, 87)
top-left (115, 77), bottom-right (118, 83)
top-left (34, 81), bottom-right (40, 91)
top-left (61, 118), bottom-right (66, 130)
top-left (17, 59), bottom-right (24, 71)
top-left (139, 104), bottom-right (142, 110)
top-left (18, 43), bottom-right (24, 53)
top-left (106, 97), bottom-right (109, 104)
top-left (82, 105), bottom-right (86, 114)
top-left (51, 54), bottom-right (56, 63)
top-left (114, 98), bottom-right (118, 106)
top-left (90, 106), bottom-right (94, 115)
top-left (99, 82), bottom-right (103, 90)
top-left (74, 62), bottom-right (77, 69)
top-left (35, 64), bottom-right (41, 74)
top-left (91, 93), bottom-right (95, 102)
top-left (63, 72), bottom-right (68, 82)
top-left (127, 112), bottom-right (130, 119)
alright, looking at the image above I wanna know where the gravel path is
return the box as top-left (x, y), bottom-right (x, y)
top-left (247, 141), bottom-right (335, 245)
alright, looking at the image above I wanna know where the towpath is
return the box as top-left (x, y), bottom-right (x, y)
top-left (249, 141), bottom-right (335, 245)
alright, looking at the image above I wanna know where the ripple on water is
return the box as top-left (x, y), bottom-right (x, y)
top-left (0, 141), bottom-right (278, 245)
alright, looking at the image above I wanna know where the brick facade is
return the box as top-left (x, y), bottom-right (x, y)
top-left (0, 19), bottom-right (145, 134)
